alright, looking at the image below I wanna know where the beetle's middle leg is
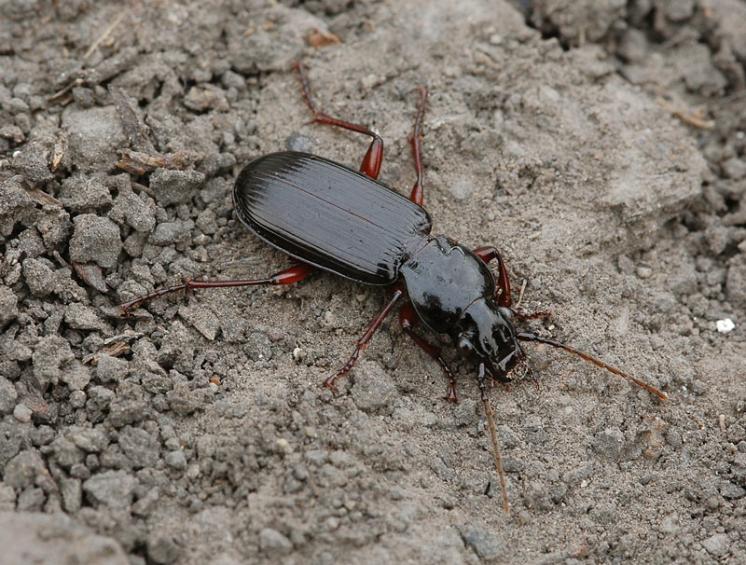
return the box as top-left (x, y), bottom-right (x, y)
top-left (294, 62), bottom-right (383, 180)
top-left (325, 289), bottom-right (404, 395)
top-left (399, 302), bottom-right (459, 403)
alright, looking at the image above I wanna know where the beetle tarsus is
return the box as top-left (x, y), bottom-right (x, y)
top-left (444, 379), bottom-right (459, 403)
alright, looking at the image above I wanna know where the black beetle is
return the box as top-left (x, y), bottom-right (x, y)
top-left (122, 63), bottom-right (667, 511)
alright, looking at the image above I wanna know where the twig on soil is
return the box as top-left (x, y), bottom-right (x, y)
top-left (657, 98), bottom-right (714, 129)
top-left (84, 11), bottom-right (126, 60)
top-left (116, 149), bottom-right (202, 175)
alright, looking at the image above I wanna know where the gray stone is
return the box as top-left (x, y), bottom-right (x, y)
top-left (0, 511), bottom-right (128, 565)
top-left (0, 175), bottom-right (35, 236)
top-left (195, 208), bottom-right (217, 235)
top-left (64, 303), bottom-right (108, 331)
top-left (37, 207), bottom-right (71, 249)
top-left (10, 141), bottom-right (53, 183)
top-left (351, 361), bottom-right (397, 415)
top-left (183, 85), bottom-right (229, 112)
top-left (87, 386), bottom-right (115, 410)
top-left (63, 106), bottom-right (126, 171)
top-left (0, 286), bottom-right (18, 328)
top-left (69, 214), bottom-right (122, 269)
top-left (68, 427), bottom-right (109, 453)
top-left (0, 421), bottom-right (22, 467)
top-left (149, 168), bottom-right (205, 206)
top-left (178, 303), bottom-right (220, 341)
top-left (22, 258), bottom-right (56, 297)
top-left (4, 449), bottom-right (48, 490)
top-left (453, 398), bottom-right (479, 428)
top-left (726, 256), bottom-right (746, 308)
top-left (459, 525), bottom-right (503, 559)
top-left (150, 219), bottom-right (194, 246)
top-left (109, 186), bottom-right (156, 233)
top-left (118, 426), bottom-right (160, 468)
top-left (722, 157), bottom-right (746, 180)
top-left (83, 470), bottom-right (137, 509)
top-left (0, 484), bottom-right (16, 511)
top-left (448, 178), bottom-right (476, 201)
top-left (164, 450), bottom-right (187, 470)
top-left (95, 354), bottom-right (129, 383)
top-left (147, 531), bottom-right (182, 564)
top-left (259, 527), bottom-right (293, 555)
top-left (592, 428), bottom-right (625, 460)
top-left (59, 361), bottom-right (91, 391)
top-left (243, 331), bottom-right (272, 361)
top-left (58, 174), bottom-right (112, 211)
top-left (13, 403), bottom-right (32, 423)
top-left (60, 477), bottom-right (82, 512)
top-left (50, 435), bottom-right (84, 468)
top-left (32, 335), bottom-right (75, 390)
top-left (719, 481), bottom-right (745, 499)
top-left (17, 487), bottom-right (45, 511)
top-left (702, 533), bottom-right (730, 557)
top-left (166, 384), bottom-right (211, 416)
top-left (108, 396), bottom-right (148, 428)
top-left (0, 376), bottom-right (18, 415)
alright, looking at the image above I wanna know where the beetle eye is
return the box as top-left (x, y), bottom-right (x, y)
top-left (498, 306), bottom-right (513, 320)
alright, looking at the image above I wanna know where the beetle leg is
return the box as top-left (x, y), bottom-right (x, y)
top-left (324, 289), bottom-right (404, 395)
top-left (294, 61), bottom-right (384, 180)
top-left (472, 246), bottom-right (513, 308)
top-left (408, 86), bottom-right (428, 206)
top-left (120, 264), bottom-right (314, 315)
top-left (399, 302), bottom-right (458, 403)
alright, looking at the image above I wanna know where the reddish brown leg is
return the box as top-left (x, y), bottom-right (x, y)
top-left (324, 289), bottom-right (404, 395)
top-left (294, 62), bottom-right (384, 180)
top-left (120, 264), bottom-right (314, 315)
top-left (408, 86), bottom-right (428, 206)
top-left (399, 303), bottom-right (458, 402)
top-left (472, 246), bottom-right (512, 308)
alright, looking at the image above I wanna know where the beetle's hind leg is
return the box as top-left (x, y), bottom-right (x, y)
top-left (120, 264), bottom-right (314, 315)
top-left (399, 302), bottom-right (458, 403)
top-left (408, 86), bottom-right (428, 206)
top-left (293, 61), bottom-right (384, 180)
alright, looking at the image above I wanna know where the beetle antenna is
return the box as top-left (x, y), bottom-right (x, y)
top-left (479, 363), bottom-right (510, 513)
top-left (516, 333), bottom-right (667, 400)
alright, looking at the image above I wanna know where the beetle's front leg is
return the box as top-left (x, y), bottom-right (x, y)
top-left (472, 246), bottom-right (512, 307)
top-left (473, 245), bottom-right (553, 321)
top-left (399, 302), bottom-right (458, 403)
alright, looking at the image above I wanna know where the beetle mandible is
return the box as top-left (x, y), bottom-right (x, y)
top-left (121, 62), bottom-right (668, 512)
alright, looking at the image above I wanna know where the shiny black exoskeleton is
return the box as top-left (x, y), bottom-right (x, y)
top-left (233, 151), bottom-right (524, 386)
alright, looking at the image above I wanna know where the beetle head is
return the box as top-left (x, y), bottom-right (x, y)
top-left (453, 298), bottom-right (524, 380)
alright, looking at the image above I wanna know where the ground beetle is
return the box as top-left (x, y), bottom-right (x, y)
top-left (122, 63), bottom-right (668, 512)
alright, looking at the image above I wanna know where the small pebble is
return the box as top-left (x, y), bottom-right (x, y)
top-left (165, 450), bottom-right (187, 471)
top-left (13, 404), bottom-right (32, 423)
top-left (716, 318), bottom-right (735, 333)
top-left (292, 347), bottom-right (305, 363)
top-left (636, 266), bottom-right (653, 279)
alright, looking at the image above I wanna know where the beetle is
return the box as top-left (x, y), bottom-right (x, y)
top-left (121, 62), bottom-right (668, 512)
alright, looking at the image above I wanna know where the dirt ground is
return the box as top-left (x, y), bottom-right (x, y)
top-left (1, 0), bottom-right (745, 563)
